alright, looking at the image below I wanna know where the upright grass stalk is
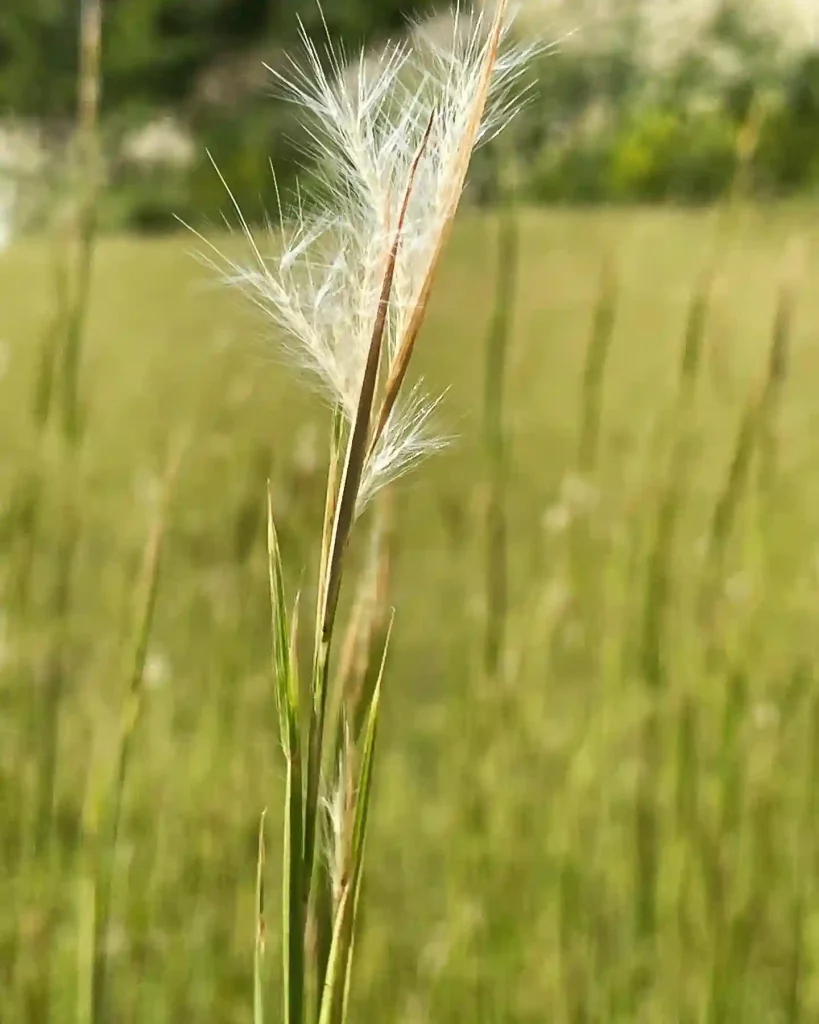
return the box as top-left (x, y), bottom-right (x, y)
top-left (481, 151), bottom-right (519, 684)
top-left (9, 0), bottom-right (103, 571)
top-left (301, 132), bottom-right (428, 962)
top-left (76, 442), bottom-right (179, 1024)
top-left (201, 5), bottom-right (531, 1020)
top-left (632, 262), bottom-right (714, 974)
top-left (34, 246), bottom-right (72, 432)
top-left (697, 247), bottom-right (799, 641)
top-left (33, 0), bottom-right (104, 856)
top-left (688, 256), bottom-right (800, 959)
top-left (705, 88), bottom-right (769, 398)
top-left (567, 250), bottom-right (618, 686)
top-left (757, 241), bottom-right (801, 500)
top-left (303, 412), bottom-right (344, 1016)
top-left (576, 252), bottom-right (618, 477)
top-left (8, 245), bottom-right (72, 610)
top-left (303, 493), bottom-right (393, 1014)
top-left (640, 260), bottom-right (714, 695)
top-left (5, 1), bottom-right (104, 935)
top-left (0, 46), bottom-right (98, 602)
top-left (63, 0), bottom-right (104, 445)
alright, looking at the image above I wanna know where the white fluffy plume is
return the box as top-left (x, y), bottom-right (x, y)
top-left (201, 0), bottom-right (532, 511)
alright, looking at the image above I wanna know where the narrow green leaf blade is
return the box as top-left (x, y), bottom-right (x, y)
top-left (266, 494), bottom-right (305, 1024)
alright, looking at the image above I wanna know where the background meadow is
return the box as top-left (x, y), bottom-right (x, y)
top-left (5, 1), bottom-right (819, 1022)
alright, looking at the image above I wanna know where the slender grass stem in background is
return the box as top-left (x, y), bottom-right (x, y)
top-left (757, 241), bottom-right (802, 501)
top-left (627, 116), bottom-right (796, 999)
top-left (8, 0), bottom-right (104, 587)
top-left (706, 89), bottom-right (770, 399)
top-left (565, 250), bottom-right (619, 692)
top-left (7, 245), bottom-right (72, 611)
top-left (32, 0), bottom-right (104, 859)
top-left (63, 0), bottom-right (104, 445)
top-left (631, 84), bottom-right (772, 719)
top-left (34, 245), bottom-right (72, 432)
top-left (77, 440), bottom-right (181, 1024)
top-left (640, 260), bottom-right (714, 697)
top-left (632, 262), bottom-right (713, 978)
top-left (482, 152), bottom-right (519, 683)
top-left (698, 245), bottom-right (800, 645)
top-left (576, 253), bottom-right (617, 478)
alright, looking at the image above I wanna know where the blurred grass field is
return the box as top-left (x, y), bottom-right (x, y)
top-left (4, 205), bottom-right (819, 1022)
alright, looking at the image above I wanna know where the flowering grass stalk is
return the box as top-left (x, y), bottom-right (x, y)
top-left (31, 0), bottom-right (104, 861)
top-left (201, 3), bottom-right (532, 1019)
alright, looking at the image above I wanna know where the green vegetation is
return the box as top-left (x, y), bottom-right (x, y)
top-left (0, 0), bottom-right (439, 116)
top-left (3, 204), bottom-right (819, 1020)
top-left (7, 0), bottom-right (819, 231)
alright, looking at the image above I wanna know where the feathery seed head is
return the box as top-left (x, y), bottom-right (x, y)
top-left (206, 0), bottom-right (530, 509)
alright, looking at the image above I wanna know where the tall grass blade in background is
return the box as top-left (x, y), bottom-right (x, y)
top-left (77, 442), bottom-right (179, 1024)
top-left (698, 245), bottom-right (800, 644)
top-left (482, 150), bottom-right (519, 684)
top-left (4, 0), bottom-right (106, 999)
top-left (577, 252), bottom-right (617, 477)
top-left (638, 261), bottom-right (714, 699)
top-left (632, 261), bottom-right (714, 981)
top-left (9, 251), bottom-right (70, 610)
top-left (757, 242), bottom-right (802, 500)
top-left (706, 88), bottom-right (770, 399)
top-left (62, 0), bottom-right (103, 445)
top-left (33, 0), bottom-right (105, 856)
top-left (2, 0), bottom-right (104, 610)
top-left (195, 2), bottom-right (533, 1018)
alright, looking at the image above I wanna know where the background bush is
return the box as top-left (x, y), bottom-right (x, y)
top-left (5, 0), bottom-right (819, 226)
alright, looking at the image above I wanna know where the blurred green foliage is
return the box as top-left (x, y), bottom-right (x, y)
top-left (507, 2), bottom-right (819, 206)
top-left (0, 0), bottom-right (439, 115)
top-left (5, 0), bottom-right (819, 228)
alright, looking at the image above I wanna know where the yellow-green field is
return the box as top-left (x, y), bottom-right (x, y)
top-left (3, 206), bottom-right (819, 1023)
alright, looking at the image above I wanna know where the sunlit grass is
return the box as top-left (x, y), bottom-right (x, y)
top-left (3, 205), bottom-right (819, 1021)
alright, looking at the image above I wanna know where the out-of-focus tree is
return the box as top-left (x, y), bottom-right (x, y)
top-left (0, 0), bottom-right (79, 115)
top-left (0, 0), bottom-right (441, 115)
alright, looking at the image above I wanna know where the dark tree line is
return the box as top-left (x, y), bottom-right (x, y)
top-left (0, 0), bottom-right (441, 116)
